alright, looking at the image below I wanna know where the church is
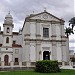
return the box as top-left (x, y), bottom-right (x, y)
top-left (0, 10), bottom-right (69, 68)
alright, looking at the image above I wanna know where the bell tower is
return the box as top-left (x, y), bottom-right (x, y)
top-left (3, 12), bottom-right (14, 47)
top-left (1, 12), bottom-right (14, 66)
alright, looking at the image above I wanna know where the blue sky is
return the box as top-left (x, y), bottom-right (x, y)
top-left (0, 0), bottom-right (74, 50)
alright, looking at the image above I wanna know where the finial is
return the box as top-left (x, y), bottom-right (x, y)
top-left (8, 11), bottom-right (10, 14)
top-left (44, 7), bottom-right (47, 12)
top-left (33, 10), bottom-right (34, 14)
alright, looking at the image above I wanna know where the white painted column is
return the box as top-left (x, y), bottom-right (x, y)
top-left (36, 42), bottom-right (41, 61)
top-left (51, 24), bottom-right (56, 36)
top-left (62, 61), bottom-right (65, 66)
top-left (11, 54), bottom-right (14, 67)
top-left (11, 61), bottom-right (14, 68)
top-left (41, 51), bottom-right (43, 60)
top-left (19, 62), bottom-right (22, 67)
top-left (52, 42), bottom-right (56, 60)
top-left (1, 54), bottom-right (4, 67)
top-left (25, 41), bottom-right (30, 67)
top-left (36, 22), bottom-right (40, 36)
top-left (69, 61), bottom-right (72, 66)
top-left (1, 61), bottom-right (4, 68)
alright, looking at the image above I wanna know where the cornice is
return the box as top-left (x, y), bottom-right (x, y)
top-left (51, 35), bottom-right (56, 37)
top-left (3, 24), bottom-right (14, 28)
top-left (24, 39), bottom-right (66, 42)
top-left (25, 19), bottom-right (64, 25)
top-left (36, 34), bottom-right (41, 37)
top-left (25, 34), bottom-right (30, 36)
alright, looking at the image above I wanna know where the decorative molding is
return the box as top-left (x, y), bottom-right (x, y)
top-left (43, 14), bottom-right (48, 19)
top-left (1, 51), bottom-right (13, 53)
top-left (3, 24), bottom-right (14, 28)
top-left (36, 34), bottom-right (41, 37)
top-left (42, 47), bottom-right (50, 50)
top-left (25, 34), bottom-right (30, 36)
top-left (51, 35), bottom-right (56, 37)
top-left (24, 38), bottom-right (66, 42)
top-left (1, 46), bottom-right (12, 48)
top-left (25, 19), bottom-right (64, 25)
top-left (3, 35), bottom-right (13, 36)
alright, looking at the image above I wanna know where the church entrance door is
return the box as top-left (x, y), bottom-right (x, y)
top-left (43, 51), bottom-right (50, 60)
top-left (4, 55), bottom-right (9, 66)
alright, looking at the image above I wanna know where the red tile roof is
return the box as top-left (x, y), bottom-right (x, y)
top-left (12, 44), bottom-right (22, 47)
top-left (0, 44), bottom-right (22, 48)
top-left (0, 31), bottom-right (19, 35)
top-left (13, 32), bottom-right (19, 35)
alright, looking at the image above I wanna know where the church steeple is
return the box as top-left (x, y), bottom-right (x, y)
top-left (1, 12), bottom-right (14, 66)
top-left (3, 12), bottom-right (14, 47)
top-left (4, 12), bottom-right (13, 25)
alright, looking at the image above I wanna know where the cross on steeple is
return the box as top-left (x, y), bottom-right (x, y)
top-left (8, 11), bottom-right (10, 14)
top-left (44, 7), bottom-right (47, 12)
top-left (33, 10), bottom-right (34, 14)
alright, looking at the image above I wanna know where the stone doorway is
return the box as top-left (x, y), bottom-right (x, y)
top-left (4, 55), bottom-right (9, 66)
top-left (43, 51), bottom-right (50, 60)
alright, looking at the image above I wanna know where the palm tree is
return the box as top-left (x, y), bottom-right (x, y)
top-left (69, 17), bottom-right (75, 30)
top-left (65, 27), bottom-right (74, 38)
top-left (65, 17), bottom-right (75, 37)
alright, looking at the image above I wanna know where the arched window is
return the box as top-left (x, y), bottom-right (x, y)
top-left (7, 27), bottom-right (10, 33)
top-left (6, 37), bottom-right (9, 43)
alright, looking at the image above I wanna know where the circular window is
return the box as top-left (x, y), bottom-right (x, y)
top-left (43, 14), bottom-right (48, 19)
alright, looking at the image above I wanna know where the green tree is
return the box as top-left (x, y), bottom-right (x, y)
top-left (69, 17), bottom-right (75, 30)
top-left (65, 17), bottom-right (75, 37)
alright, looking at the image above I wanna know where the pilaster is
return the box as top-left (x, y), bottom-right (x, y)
top-left (52, 42), bottom-right (57, 60)
top-left (36, 22), bottom-right (41, 39)
top-left (25, 41), bottom-right (30, 62)
top-left (36, 41), bottom-right (41, 61)
top-left (1, 61), bottom-right (4, 67)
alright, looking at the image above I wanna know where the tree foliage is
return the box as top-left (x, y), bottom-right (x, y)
top-left (65, 17), bottom-right (75, 37)
top-left (35, 60), bottom-right (60, 73)
top-left (69, 17), bottom-right (75, 30)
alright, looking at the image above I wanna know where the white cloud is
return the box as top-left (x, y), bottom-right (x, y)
top-left (0, 0), bottom-right (74, 32)
top-left (0, 0), bottom-right (74, 50)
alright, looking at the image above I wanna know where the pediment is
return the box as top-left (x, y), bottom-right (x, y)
top-left (26, 11), bottom-right (64, 22)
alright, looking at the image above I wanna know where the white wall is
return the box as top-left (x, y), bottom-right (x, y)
top-left (0, 34), bottom-right (3, 44)
top-left (30, 44), bottom-right (36, 62)
top-left (13, 48), bottom-right (22, 62)
top-left (3, 25), bottom-right (13, 35)
top-left (56, 24), bottom-right (61, 40)
top-left (1, 53), bottom-right (12, 62)
top-left (56, 43), bottom-right (62, 62)
top-left (3, 36), bottom-right (12, 47)
top-left (41, 43), bottom-right (52, 60)
top-left (30, 22), bottom-right (36, 39)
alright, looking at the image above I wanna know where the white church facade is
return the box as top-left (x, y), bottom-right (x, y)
top-left (0, 10), bottom-right (70, 68)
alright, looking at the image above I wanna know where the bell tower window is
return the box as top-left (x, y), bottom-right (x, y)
top-left (6, 37), bottom-right (9, 43)
top-left (7, 27), bottom-right (10, 33)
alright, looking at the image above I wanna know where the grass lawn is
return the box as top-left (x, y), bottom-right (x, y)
top-left (0, 69), bottom-right (75, 75)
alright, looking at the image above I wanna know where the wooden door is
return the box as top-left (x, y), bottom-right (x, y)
top-left (4, 55), bottom-right (9, 66)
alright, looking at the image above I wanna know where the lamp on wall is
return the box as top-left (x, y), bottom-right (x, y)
top-left (39, 51), bottom-right (41, 54)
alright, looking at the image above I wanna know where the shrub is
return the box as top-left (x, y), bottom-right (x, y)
top-left (35, 60), bottom-right (60, 73)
